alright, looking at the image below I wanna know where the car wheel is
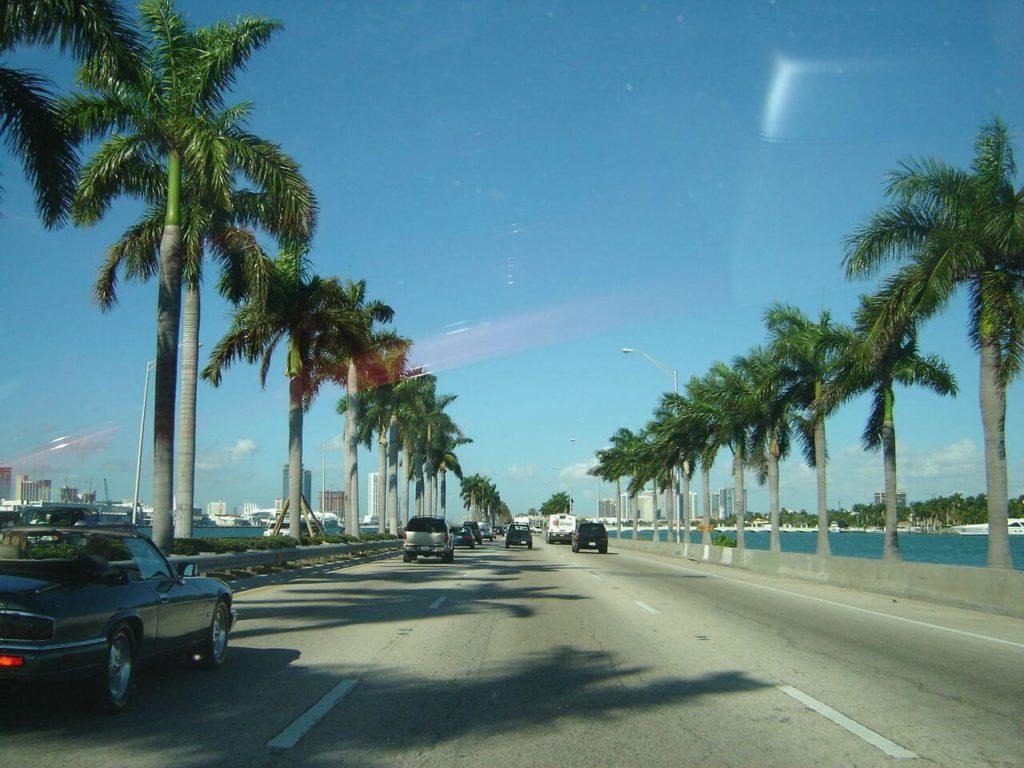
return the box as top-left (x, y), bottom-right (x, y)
top-left (528, 543), bottom-right (533, 549)
top-left (505, 543), bottom-right (510, 548)
top-left (198, 600), bottom-right (230, 669)
top-left (402, 552), bottom-right (411, 562)
top-left (91, 624), bottom-right (136, 714)
top-left (599, 546), bottom-right (608, 554)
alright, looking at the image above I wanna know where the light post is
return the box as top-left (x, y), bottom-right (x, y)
top-left (132, 359), bottom-right (156, 526)
top-left (622, 347), bottom-right (680, 541)
top-left (568, 437), bottom-right (576, 513)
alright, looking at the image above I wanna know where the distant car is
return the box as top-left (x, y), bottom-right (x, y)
top-left (479, 522), bottom-right (494, 541)
top-left (504, 524), bottom-right (533, 549)
top-left (494, 525), bottom-right (506, 536)
top-left (572, 521), bottom-right (608, 554)
top-left (450, 526), bottom-right (476, 548)
top-left (463, 521), bottom-right (483, 544)
top-left (0, 527), bottom-right (235, 713)
top-left (403, 516), bottom-right (454, 562)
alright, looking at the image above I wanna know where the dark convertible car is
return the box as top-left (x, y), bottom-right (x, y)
top-left (0, 527), bottom-right (235, 713)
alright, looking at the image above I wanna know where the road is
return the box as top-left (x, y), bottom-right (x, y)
top-left (3, 538), bottom-right (1022, 768)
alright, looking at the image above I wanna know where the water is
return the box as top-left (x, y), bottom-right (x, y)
top-left (137, 524), bottom-right (374, 539)
top-left (610, 528), bottom-right (1024, 570)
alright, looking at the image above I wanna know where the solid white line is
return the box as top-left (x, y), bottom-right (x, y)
top-left (634, 600), bottom-right (660, 615)
top-left (616, 550), bottom-right (1024, 651)
top-left (266, 679), bottom-right (358, 751)
top-left (428, 595), bottom-right (447, 610)
top-left (778, 685), bottom-right (917, 759)
top-left (590, 573), bottom-right (603, 581)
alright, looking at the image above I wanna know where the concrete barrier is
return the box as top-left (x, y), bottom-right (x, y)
top-left (609, 537), bottom-right (1024, 619)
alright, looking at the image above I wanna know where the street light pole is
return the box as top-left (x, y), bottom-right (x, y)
top-left (132, 359), bottom-right (156, 526)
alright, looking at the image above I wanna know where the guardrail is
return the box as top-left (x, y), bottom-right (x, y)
top-left (168, 539), bottom-right (400, 576)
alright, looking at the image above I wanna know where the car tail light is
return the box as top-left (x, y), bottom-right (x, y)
top-left (443, 534), bottom-right (449, 543)
top-left (0, 655), bottom-right (24, 667)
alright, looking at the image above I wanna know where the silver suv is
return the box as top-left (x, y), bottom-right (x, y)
top-left (403, 516), bottom-right (455, 563)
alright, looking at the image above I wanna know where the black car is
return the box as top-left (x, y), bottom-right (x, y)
top-left (504, 524), bottom-right (532, 549)
top-left (0, 527), bottom-right (236, 713)
top-left (451, 526), bottom-right (476, 548)
top-left (462, 521), bottom-right (483, 544)
top-left (572, 522), bottom-right (608, 554)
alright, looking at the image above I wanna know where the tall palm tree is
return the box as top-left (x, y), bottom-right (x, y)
top-left (679, 373), bottom-right (722, 546)
top-left (735, 347), bottom-right (801, 552)
top-left (650, 395), bottom-right (702, 545)
top-left (765, 304), bottom-right (847, 555)
top-left (392, 373), bottom-right (436, 522)
top-left (844, 118), bottom-right (1024, 569)
top-left (202, 241), bottom-right (371, 540)
top-left (820, 298), bottom-right (957, 560)
top-left (436, 434), bottom-right (467, 520)
top-left (63, 1), bottom-right (302, 550)
top-left (1, 0), bottom-right (140, 226)
top-left (88, 123), bottom-right (314, 538)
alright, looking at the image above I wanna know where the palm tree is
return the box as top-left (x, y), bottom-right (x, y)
top-left (820, 298), bottom-right (957, 560)
top-left (678, 373), bottom-right (723, 546)
top-left (844, 118), bottom-right (1024, 569)
top-left (765, 304), bottom-right (847, 555)
top-left (392, 373), bottom-right (436, 522)
top-left (202, 241), bottom-right (372, 540)
top-left (590, 445), bottom-right (621, 535)
top-left (64, 1), bottom-right (302, 550)
top-left (650, 395), bottom-right (702, 545)
top-left (1, 0), bottom-right (140, 226)
top-left (89, 125), bottom-right (314, 538)
top-left (436, 434), bottom-right (467, 520)
top-left (735, 347), bottom-right (801, 552)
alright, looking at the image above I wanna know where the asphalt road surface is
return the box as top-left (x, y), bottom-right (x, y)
top-left (3, 538), bottom-right (1022, 768)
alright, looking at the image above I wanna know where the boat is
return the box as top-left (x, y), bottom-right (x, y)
top-left (945, 518), bottom-right (1024, 535)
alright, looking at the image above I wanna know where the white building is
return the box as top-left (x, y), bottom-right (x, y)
top-left (365, 472), bottom-right (383, 524)
top-left (207, 500), bottom-right (227, 517)
top-left (636, 490), bottom-right (656, 522)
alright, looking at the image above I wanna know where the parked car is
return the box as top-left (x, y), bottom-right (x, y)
top-left (572, 521), bottom-right (608, 554)
top-left (403, 516), bottom-right (454, 562)
top-left (504, 524), bottom-right (533, 549)
top-left (463, 521), bottom-right (483, 544)
top-left (451, 525), bottom-right (476, 548)
top-left (0, 526), bottom-right (236, 713)
top-left (479, 522), bottom-right (494, 541)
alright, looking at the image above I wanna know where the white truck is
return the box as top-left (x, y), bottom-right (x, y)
top-left (546, 513), bottom-right (576, 544)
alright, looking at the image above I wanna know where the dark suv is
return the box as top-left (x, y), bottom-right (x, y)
top-left (572, 522), bottom-right (608, 554)
top-left (504, 524), bottom-right (532, 549)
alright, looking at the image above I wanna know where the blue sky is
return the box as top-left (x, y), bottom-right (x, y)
top-left (2, 1), bottom-right (1023, 520)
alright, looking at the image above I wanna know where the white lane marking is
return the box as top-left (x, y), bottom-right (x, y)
top-left (778, 685), bottom-right (917, 759)
top-left (266, 679), bottom-right (358, 751)
top-left (590, 572), bottom-right (603, 581)
top-left (634, 600), bottom-right (660, 615)
top-left (615, 551), bottom-right (1024, 651)
top-left (460, 570), bottom-right (472, 577)
top-left (428, 595), bottom-right (447, 610)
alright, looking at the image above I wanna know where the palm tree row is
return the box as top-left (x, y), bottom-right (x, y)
top-left (460, 475), bottom-right (502, 526)
top-left (595, 118), bottom-right (1020, 569)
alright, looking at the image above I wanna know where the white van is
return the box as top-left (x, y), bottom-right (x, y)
top-left (546, 514), bottom-right (576, 544)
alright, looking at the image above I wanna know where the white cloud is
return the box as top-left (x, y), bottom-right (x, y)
top-left (559, 458), bottom-right (597, 481)
top-left (900, 438), bottom-right (980, 480)
top-left (197, 438), bottom-right (261, 471)
top-left (506, 463), bottom-right (537, 480)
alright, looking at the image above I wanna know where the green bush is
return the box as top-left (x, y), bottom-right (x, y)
top-left (711, 533), bottom-right (737, 548)
top-left (170, 532), bottom-right (402, 555)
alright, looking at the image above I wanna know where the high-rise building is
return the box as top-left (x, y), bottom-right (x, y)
top-left (718, 487), bottom-right (735, 519)
top-left (207, 500), bottom-right (227, 516)
top-left (688, 491), bottom-right (699, 519)
top-left (636, 490), bottom-right (656, 522)
top-left (710, 491), bottom-right (720, 519)
top-left (281, 464), bottom-right (314, 505)
top-left (59, 486), bottom-right (79, 503)
top-left (80, 489), bottom-right (97, 503)
top-left (0, 467), bottom-right (11, 500)
top-left (15, 476), bottom-right (51, 502)
top-left (598, 498), bottom-right (617, 518)
top-left (319, 490), bottom-right (345, 515)
top-left (367, 472), bottom-right (383, 522)
top-left (873, 491), bottom-right (907, 509)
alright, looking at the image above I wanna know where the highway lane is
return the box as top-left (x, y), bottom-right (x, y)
top-left (1, 538), bottom-right (1021, 767)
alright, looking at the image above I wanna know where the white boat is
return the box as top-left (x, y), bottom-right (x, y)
top-left (946, 518), bottom-right (1024, 535)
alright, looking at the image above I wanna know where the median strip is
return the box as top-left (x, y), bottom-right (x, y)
top-left (778, 685), bottom-right (917, 759)
top-left (634, 600), bottom-right (659, 615)
top-left (266, 679), bottom-right (358, 751)
top-left (428, 595), bottom-right (447, 610)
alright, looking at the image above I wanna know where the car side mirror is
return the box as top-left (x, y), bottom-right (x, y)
top-left (176, 562), bottom-right (198, 578)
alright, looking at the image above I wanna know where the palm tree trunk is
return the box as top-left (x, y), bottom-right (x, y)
top-left (345, 361), bottom-right (360, 538)
top-left (151, 152), bottom-right (183, 553)
top-left (768, 432), bottom-right (781, 553)
top-left (629, 491), bottom-right (638, 538)
top-left (671, 472), bottom-right (679, 544)
top-left (681, 464), bottom-right (691, 545)
top-left (174, 282), bottom-right (199, 539)
top-left (881, 386), bottom-right (901, 561)
top-left (377, 431), bottom-right (387, 535)
top-left (733, 453), bottom-right (746, 550)
top-left (615, 477), bottom-right (622, 537)
top-left (701, 466), bottom-right (712, 546)
top-left (980, 335), bottom-right (1012, 568)
top-left (650, 480), bottom-right (659, 542)
top-left (432, 474), bottom-right (439, 516)
top-left (287, 376), bottom-right (303, 540)
top-left (813, 380), bottom-right (831, 555)
top-left (401, 438), bottom-right (412, 523)
top-left (387, 415), bottom-right (399, 533)
top-left (440, 468), bottom-right (447, 518)
top-left (415, 471), bottom-right (423, 516)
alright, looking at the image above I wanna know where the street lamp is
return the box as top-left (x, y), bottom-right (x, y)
top-left (621, 347), bottom-right (678, 393)
top-left (131, 359), bottom-right (156, 525)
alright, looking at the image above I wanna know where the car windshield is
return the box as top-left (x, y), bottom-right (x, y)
top-left (578, 524), bottom-right (605, 535)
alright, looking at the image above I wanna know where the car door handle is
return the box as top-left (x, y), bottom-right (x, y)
top-left (158, 594), bottom-right (169, 603)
